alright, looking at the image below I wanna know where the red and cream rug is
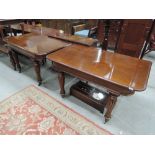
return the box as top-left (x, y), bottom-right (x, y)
top-left (0, 85), bottom-right (111, 135)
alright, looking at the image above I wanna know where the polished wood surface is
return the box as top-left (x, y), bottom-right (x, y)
top-left (11, 24), bottom-right (97, 46)
top-left (6, 33), bottom-right (70, 58)
top-left (6, 33), bottom-right (71, 85)
top-left (47, 44), bottom-right (152, 122)
top-left (51, 34), bottom-right (97, 46)
top-left (47, 44), bottom-right (151, 92)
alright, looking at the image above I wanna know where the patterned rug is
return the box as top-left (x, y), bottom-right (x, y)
top-left (0, 85), bottom-right (111, 135)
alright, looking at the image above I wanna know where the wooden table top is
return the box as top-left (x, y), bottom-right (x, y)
top-left (6, 33), bottom-right (71, 57)
top-left (11, 24), bottom-right (97, 46)
top-left (47, 44), bottom-right (152, 91)
top-left (51, 34), bottom-right (97, 46)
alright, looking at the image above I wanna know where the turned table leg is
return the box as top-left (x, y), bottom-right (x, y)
top-left (12, 51), bottom-right (21, 73)
top-left (58, 72), bottom-right (65, 97)
top-left (33, 60), bottom-right (42, 86)
top-left (8, 51), bottom-right (16, 70)
top-left (104, 93), bottom-right (118, 123)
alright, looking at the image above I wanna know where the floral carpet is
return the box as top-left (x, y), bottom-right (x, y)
top-left (0, 85), bottom-right (111, 135)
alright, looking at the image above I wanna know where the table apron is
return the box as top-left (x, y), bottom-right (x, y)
top-left (53, 62), bottom-right (134, 96)
top-left (8, 45), bottom-right (45, 60)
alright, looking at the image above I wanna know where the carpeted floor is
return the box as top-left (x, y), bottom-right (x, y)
top-left (0, 85), bottom-right (111, 135)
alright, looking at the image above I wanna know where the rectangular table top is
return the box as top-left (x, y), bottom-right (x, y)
top-left (47, 44), bottom-right (152, 91)
top-left (50, 34), bottom-right (97, 46)
top-left (6, 33), bottom-right (71, 57)
top-left (11, 24), bottom-right (97, 46)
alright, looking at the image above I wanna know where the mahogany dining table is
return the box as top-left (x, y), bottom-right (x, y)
top-left (47, 44), bottom-right (152, 123)
top-left (5, 33), bottom-right (71, 85)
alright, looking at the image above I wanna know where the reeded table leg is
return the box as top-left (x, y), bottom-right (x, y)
top-left (104, 93), bottom-right (118, 123)
top-left (12, 51), bottom-right (21, 73)
top-left (58, 72), bottom-right (65, 97)
top-left (33, 60), bottom-right (42, 86)
top-left (8, 51), bottom-right (16, 70)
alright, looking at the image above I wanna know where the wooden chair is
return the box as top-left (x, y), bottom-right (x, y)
top-left (0, 25), bottom-right (9, 54)
top-left (144, 33), bottom-right (155, 54)
top-left (141, 20), bottom-right (155, 57)
top-left (0, 25), bottom-right (17, 70)
top-left (96, 20), bottom-right (110, 50)
top-left (72, 20), bottom-right (98, 38)
top-left (23, 19), bottom-right (41, 26)
top-left (96, 19), bottom-right (123, 50)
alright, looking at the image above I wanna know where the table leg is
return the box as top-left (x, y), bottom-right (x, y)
top-left (58, 72), bottom-right (65, 97)
top-left (104, 93), bottom-right (118, 123)
top-left (8, 51), bottom-right (16, 70)
top-left (12, 29), bottom-right (17, 36)
top-left (12, 51), bottom-right (21, 73)
top-left (33, 60), bottom-right (42, 86)
top-left (42, 58), bottom-right (46, 65)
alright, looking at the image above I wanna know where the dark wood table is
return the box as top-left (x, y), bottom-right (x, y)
top-left (50, 34), bottom-right (97, 46)
top-left (47, 44), bottom-right (152, 123)
top-left (6, 33), bottom-right (71, 85)
top-left (11, 24), bottom-right (97, 46)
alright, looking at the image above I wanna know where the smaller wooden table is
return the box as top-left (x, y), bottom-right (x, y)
top-left (11, 24), bottom-right (97, 46)
top-left (6, 33), bottom-right (71, 85)
top-left (47, 44), bottom-right (152, 123)
top-left (49, 33), bottom-right (98, 46)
